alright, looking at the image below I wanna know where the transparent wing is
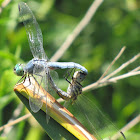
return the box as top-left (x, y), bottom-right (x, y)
top-left (48, 70), bottom-right (59, 97)
top-left (44, 68), bottom-right (51, 123)
top-left (20, 76), bottom-right (43, 113)
top-left (18, 2), bottom-right (47, 59)
top-left (29, 75), bottom-right (44, 113)
top-left (32, 64), bottom-right (50, 122)
top-left (67, 94), bottom-right (125, 140)
top-left (29, 96), bottom-right (43, 113)
top-left (28, 63), bottom-right (46, 113)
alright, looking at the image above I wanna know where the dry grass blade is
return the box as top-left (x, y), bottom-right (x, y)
top-left (13, 77), bottom-right (97, 140)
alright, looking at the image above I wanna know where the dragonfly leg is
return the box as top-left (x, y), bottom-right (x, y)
top-left (33, 73), bottom-right (43, 86)
top-left (63, 70), bottom-right (71, 84)
top-left (17, 74), bottom-right (26, 84)
top-left (17, 73), bottom-right (32, 91)
top-left (63, 68), bottom-right (76, 84)
top-left (25, 73), bottom-right (33, 87)
top-left (19, 74), bottom-right (32, 92)
top-left (75, 80), bottom-right (83, 87)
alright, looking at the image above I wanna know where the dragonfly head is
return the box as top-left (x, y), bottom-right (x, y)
top-left (73, 71), bottom-right (86, 83)
top-left (14, 64), bottom-right (24, 76)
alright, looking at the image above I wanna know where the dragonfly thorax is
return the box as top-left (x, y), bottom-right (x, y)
top-left (73, 71), bottom-right (87, 83)
top-left (24, 59), bottom-right (47, 74)
top-left (66, 71), bottom-right (86, 101)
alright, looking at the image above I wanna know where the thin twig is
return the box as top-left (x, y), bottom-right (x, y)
top-left (108, 71), bottom-right (140, 82)
top-left (50, 0), bottom-right (104, 62)
top-left (1, 104), bottom-right (23, 136)
top-left (98, 46), bottom-right (126, 82)
top-left (129, 66), bottom-right (140, 72)
top-left (0, 0), bottom-right (11, 14)
top-left (111, 114), bottom-right (140, 140)
top-left (83, 71), bottom-right (140, 92)
top-left (102, 53), bottom-right (140, 82)
top-left (0, 113), bottom-right (31, 132)
top-left (83, 52), bottom-right (140, 92)
top-left (121, 114), bottom-right (140, 134)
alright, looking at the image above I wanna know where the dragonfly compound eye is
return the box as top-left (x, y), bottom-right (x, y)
top-left (14, 64), bottom-right (24, 76)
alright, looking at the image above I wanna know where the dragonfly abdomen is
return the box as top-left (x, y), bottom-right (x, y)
top-left (47, 62), bottom-right (88, 75)
top-left (67, 82), bottom-right (82, 101)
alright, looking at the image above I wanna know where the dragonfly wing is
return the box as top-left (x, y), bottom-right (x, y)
top-left (48, 70), bottom-right (59, 98)
top-left (44, 68), bottom-right (50, 123)
top-left (29, 96), bottom-right (43, 113)
top-left (67, 94), bottom-right (125, 140)
top-left (27, 76), bottom-right (43, 113)
top-left (18, 2), bottom-right (47, 59)
top-left (33, 64), bottom-right (50, 123)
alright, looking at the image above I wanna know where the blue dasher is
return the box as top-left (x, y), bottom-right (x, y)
top-left (14, 2), bottom-right (125, 139)
top-left (14, 2), bottom-right (88, 115)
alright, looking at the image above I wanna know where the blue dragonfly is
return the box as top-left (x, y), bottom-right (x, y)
top-left (14, 3), bottom-right (125, 139)
top-left (14, 2), bottom-right (88, 115)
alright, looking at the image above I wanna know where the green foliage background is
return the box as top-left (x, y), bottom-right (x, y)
top-left (0, 0), bottom-right (140, 139)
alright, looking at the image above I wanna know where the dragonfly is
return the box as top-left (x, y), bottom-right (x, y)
top-left (14, 2), bottom-right (88, 115)
top-left (14, 2), bottom-right (125, 139)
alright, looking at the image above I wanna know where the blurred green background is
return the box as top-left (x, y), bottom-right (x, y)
top-left (0, 0), bottom-right (140, 139)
